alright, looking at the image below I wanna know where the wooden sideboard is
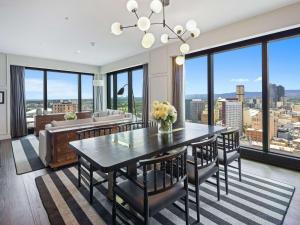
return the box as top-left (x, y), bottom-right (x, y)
top-left (34, 111), bottom-right (92, 135)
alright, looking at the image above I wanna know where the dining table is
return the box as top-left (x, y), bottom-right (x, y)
top-left (69, 122), bottom-right (226, 199)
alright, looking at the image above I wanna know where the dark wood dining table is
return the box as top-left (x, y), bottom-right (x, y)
top-left (69, 122), bottom-right (225, 199)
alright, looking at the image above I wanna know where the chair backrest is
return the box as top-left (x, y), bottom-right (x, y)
top-left (139, 147), bottom-right (187, 196)
top-left (220, 128), bottom-right (240, 153)
top-left (76, 126), bottom-right (118, 140)
top-left (190, 135), bottom-right (218, 169)
top-left (118, 121), bottom-right (157, 132)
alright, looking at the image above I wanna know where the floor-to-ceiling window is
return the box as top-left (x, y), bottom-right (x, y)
top-left (107, 65), bottom-right (144, 118)
top-left (47, 71), bottom-right (79, 113)
top-left (214, 45), bottom-right (262, 150)
top-left (81, 74), bottom-right (94, 111)
top-left (24, 69), bottom-right (44, 129)
top-left (268, 35), bottom-right (300, 157)
top-left (185, 56), bottom-right (208, 124)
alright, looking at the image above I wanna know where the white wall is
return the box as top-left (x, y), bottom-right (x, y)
top-left (100, 2), bottom-right (300, 111)
top-left (0, 53), bottom-right (100, 140)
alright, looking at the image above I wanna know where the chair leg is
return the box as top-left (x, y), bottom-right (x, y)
top-left (195, 184), bottom-right (200, 223)
top-left (89, 169), bottom-right (94, 204)
top-left (78, 161), bottom-right (81, 188)
top-left (184, 180), bottom-right (189, 225)
top-left (112, 173), bottom-right (117, 225)
top-left (238, 157), bottom-right (242, 182)
top-left (216, 170), bottom-right (220, 201)
top-left (224, 164), bottom-right (229, 195)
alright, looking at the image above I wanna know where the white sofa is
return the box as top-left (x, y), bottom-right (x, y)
top-left (39, 112), bottom-right (132, 166)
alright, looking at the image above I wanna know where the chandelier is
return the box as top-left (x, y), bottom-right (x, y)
top-left (111, 0), bottom-right (201, 65)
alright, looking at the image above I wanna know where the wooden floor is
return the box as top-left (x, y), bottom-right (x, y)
top-left (0, 138), bottom-right (300, 225)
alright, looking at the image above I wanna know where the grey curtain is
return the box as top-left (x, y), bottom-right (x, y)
top-left (172, 57), bottom-right (184, 127)
top-left (10, 65), bottom-right (27, 138)
top-left (142, 64), bottom-right (149, 125)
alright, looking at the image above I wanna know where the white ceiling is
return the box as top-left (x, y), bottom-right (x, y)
top-left (0, 0), bottom-right (299, 66)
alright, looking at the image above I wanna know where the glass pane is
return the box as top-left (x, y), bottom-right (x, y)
top-left (117, 72), bottom-right (128, 112)
top-left (25, 69), bottom-right (44, 129)
top-left (214, 45), bottom-right (262, 149)
top-left (47, 71), bottom-right (79, 113)
top-left (81, 74), bottom-right (93, 111)
top-left (132, 69), bottom-right (143, 119)
top-left (108, 75), bottom-right (114, 109)
top-left (269, 36), bottom-right (300, 157)
top-left (185, 56), bottom-right (208, 124)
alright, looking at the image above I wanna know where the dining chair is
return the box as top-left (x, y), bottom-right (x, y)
top-left (76, 126), bottom-right (119, 203)
top-left (118, 120), bottom-right (157, 132)
top-left (218, 128), bottom-right (241, 195)
top-left (186, 135), bottom-right (220, 224)
top-left (112, 147), bottom-right (189, 225)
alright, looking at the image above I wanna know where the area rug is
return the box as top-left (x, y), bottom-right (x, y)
top-left (35, 166), bottom-right (294, 225)
top-left (12, 135), bottom-right (45, 174)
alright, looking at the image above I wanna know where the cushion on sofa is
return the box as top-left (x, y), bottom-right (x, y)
top-left (93, 114), bottom-right (124, 122)
top-left (51, 118), bottom-right (93, 127)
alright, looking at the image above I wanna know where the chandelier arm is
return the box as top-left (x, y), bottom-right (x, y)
top-left (151, 22), bottom-right (164, 26)
top-left (148, 11), bottom-right (154, 19)
top-left (165, 23), bottom-right (186, 43)
top-left (162, 0), bottom-right (166, 27)
top-left (121, 24), bottom-right (137, 29)
top-left (133, 10), bottom-right (139, 19)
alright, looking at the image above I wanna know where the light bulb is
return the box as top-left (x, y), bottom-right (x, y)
top-left (111, 22), bottom-right (123, 35)
top-left (160, 34), bottom-right (169, 44)
top-left (186, 19), bottom-right (197, 32)
top-left (126, 0), bottom-right (138, 12)
top-left (191, 28), bottom-right (200, 38)
top-left (137, 17), bottom-right (151, 31)
top-left (142, 33), bottom-right (155, 49)
top-left (174, 25), bottom-right (184, 35)
top-left (150, 0), bottom-right (163, 14)
top-left (180, 43), bottom-right (190, 54)
top-left (176, 56), bottom-right (185, 65)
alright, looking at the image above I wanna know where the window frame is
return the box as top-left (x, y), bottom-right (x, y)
top-left (107, 65), bottom-right (143, 113)
top-left (24, 67), bottom-right (95, 112)
top-left (185, 27), bottom-right (300, 159)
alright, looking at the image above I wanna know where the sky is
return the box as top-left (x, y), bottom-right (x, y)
top-left (25, 36), bottom-right (300, 100)
top-left (185, 35), bottom-right (300, 96)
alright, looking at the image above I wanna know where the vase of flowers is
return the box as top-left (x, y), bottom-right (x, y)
top-left (151, 101), bottom-right (177, 134)
top-left (64, 112), bottom-right (77, 120)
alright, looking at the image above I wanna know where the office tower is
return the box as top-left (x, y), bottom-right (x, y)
top-left (269, 83), bottom-right (286, 107)
top-left (190, 99), bottom-right (206, 122)
top-left (236, 85), bottom-right (245, 103)
top-left (277, 85), bottom-right (285, 101)
top-left (52, 102), bottom-right (78, 113)
top-left (185, 99), bottom-right (192, 120)
top-left (222, 98), bottom-right (243, 133)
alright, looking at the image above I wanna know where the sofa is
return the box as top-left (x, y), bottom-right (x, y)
top-left (39, 110), bottom-right (132, 168)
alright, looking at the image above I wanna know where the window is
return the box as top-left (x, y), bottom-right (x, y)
top-left (81, 74), bottom-right (94, 111)
top-left (47, 71), bottom-right (79, 113)
top-left (117, 72), bottom-right (128, 112)
top-left (214, 45), bottom-right (262, 150)
top-left (107, 66), bottom-right (144, 118)
top-left (185, 56), bottom-right (208, 124)
top-left (268, 35), bottom-right (300, 157)
top-left (132, 68), bottom-right (144, 118)
top-left (25, 69), bottom-right (44, 129)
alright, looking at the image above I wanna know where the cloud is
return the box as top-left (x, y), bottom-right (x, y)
top-left (230, 78), bottom-right (249, 83)
top-left (254, 76), bottom-right (262, 82)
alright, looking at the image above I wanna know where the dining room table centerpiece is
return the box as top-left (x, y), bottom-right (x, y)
top-left (151, 100), bottom-right (177, 134)
top-left (64, 112), bottom-right (77, 120)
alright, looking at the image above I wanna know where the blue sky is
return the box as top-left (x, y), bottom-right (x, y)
top-left (186, 35), bottom-right (300, 95)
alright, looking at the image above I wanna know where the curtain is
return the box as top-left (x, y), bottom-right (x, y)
top-left (172, 57), bottom-right (184, 128)
top-left (142, 64), bottom-right (149, 125)
top-left (10, 65), bottom-right (27, 138)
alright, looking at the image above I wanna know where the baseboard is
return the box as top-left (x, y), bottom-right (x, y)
top-left (241, 147), bottom-right (300, 171)
top-left (0, 134), bottom-right (11, 140)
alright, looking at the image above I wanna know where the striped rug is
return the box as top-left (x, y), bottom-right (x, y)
top-left (12, 135), bottom-right (45, 174)
top-left (35, 166), bottom-right (294, 225)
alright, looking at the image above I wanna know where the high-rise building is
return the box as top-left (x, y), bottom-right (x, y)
top-left (269, 83), bottom-right (285, 107)
top-left (52, 102), bottom-right (78, 113)
top-left (236, 85), bottom-right (245, 103)
top-left (190, 99), bottom-right (206, 122)
top-left (221, 98), bottom-right (243, 133)
top-left (185, 99), bottom-right (192, 120)
top-left (277, 85), bottom-right (285, 101)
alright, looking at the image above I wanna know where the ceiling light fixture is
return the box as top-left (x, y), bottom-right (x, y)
top-left (111, 0), bottom-right (201, 65)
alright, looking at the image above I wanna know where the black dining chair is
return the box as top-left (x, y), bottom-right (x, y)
top-left (118, 120), bottom-right (157, 132)
top-left (112, 147), bottom-right (189, 225)
top-left (218, 128), bottom-right (241, 195)
top-left (76, 126), bottom-right (119, 203)
top-left (186, 135), bottom-right (220, 224)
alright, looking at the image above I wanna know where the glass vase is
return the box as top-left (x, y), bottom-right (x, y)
top-left (158, 120), bottom-right (173, 134)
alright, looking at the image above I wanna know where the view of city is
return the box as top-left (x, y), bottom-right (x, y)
top-left (185, 36), bottom-right (300, 157)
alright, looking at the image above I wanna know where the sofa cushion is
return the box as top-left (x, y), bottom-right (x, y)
top-left (93, 114), bottom-right (125, 122)
top-left (51, 118), bottom-right (93, 127)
